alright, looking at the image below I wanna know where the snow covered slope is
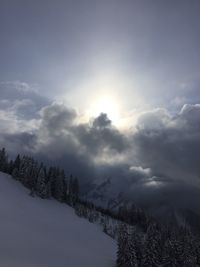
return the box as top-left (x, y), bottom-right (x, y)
top-left (0, 172), bottom-right (116, 267)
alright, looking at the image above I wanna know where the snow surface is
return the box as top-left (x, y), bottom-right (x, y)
top-left (0, 172), bottom-right (116, 267)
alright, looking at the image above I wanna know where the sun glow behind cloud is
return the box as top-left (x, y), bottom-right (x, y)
top-left (62, 86), bottom-right (140, 129)
top-left (86, 94), bottom-right (121, 124)
top-left (61, 66), bottom-right (145, 128)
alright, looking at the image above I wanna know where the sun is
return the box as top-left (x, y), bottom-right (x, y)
top-left (87, 95), bottom-right (121, 125)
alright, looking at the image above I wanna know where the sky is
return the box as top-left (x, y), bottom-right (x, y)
top-left (1, 0), bottom-right (200, 210)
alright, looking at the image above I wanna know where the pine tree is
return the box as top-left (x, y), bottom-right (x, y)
top-left (69, 175), bottom-right (73, 196)
top-left (68, 174), bottom-right (78, 205)
top-left (63, 177), bottom-right (68, 202)
top-left (22, 157), bottom-right (35, 188)
top-left (54, 168), bottom-right (65, 202)
top-left (162, 229), bottom-right (182, 267)
top-left (0, 148), bottom-right (8, 172)
top-left (193, 237), bottom-right (200, 266)
top-left (182, 230), bottom-right (197, 266)
top-left (117, 223), bottom-right (128, 267)
top-left (13, 154), bottom-right (21, 171)
top-left (6, 160), bottom-right (13, 174)
top-left (29, 161), bottom-right (39, 190)
top-left (130, 228), bottom-right (142, 266)
top-left (126, 229), bottom-right (139, 267)
top-left (142, 223), bottom-right (161, 267)
top-left (12, 154), bottom-right (21, 180)
top-left (18, 156), bottom-right (29, 183)
top-left (47, 167), bottom-right (56, 197)
top-left (72, 177), bottom-right (79, 201)
top-left (36, 165), bottom-right (48, 199)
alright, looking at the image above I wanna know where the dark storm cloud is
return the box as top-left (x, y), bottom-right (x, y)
top-left (133, 104), bottom-right (200, 184)
top-left (37, 104), bottom-right (129, 156)
top-left (39, 103), bottom-right (77, 136)
top-left (74, 115), bottom-right (128, 155)
top-left (92, 113), bottom-right (111, 128)
top-left (38, 105), bottom-right (128, 161)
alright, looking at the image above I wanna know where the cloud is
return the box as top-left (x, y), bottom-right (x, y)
top-left (33, 104), bottom-right (130, 181)
top-left (1, 85), bottom-right (200, 212)
top-left (0, 132), bottom-right (37, 156)
top-left (73, 123), bottom-right (128, 157)
top-left (0, 81), bottom-right (49, 119)
top-left (92, 113), bottom-right (111, 128)
top-left (136, 108), bottom-right (172, 131)
top-left (0, 81), bottom-right (38, 93)
top-left (38, 103), bottom-right (77, 138)
top-left (133, 104), bottom-right (200, 185)
top-left (129, 166), bottom-right (151, 177)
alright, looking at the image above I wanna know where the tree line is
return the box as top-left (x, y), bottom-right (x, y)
top-left (117, 222), bottom-right (200, 267)
top-left (0, 147), bottom-right (79, 205)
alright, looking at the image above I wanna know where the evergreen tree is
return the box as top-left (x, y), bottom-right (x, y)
top-left (7, 159), bottom-right (14, 174)
top-left (13, 154), bottom-right (21, 171)
top-left (69, 175), bottom-right (73, 196)
top-left (126, 229), bottom-right (139, 267)
top-left (30, 161), bottom-right (39, 190)
top-left (54, 168), bottom-right (65, 202)
top-left (47, 166), bottom-right (56, 197)
top-left (117, 223), bottom-right (128, 267)
top-left (162, 229), bottom-right (182, 267)
top-left (18, 156), bottom-right (29, 182)
top-left (22, 157), bottom-right (35, 188)
top-left (36, 165), bottom-right (49, 199)
top-left (130, 228), bottom-right (142, 266)
top-left (12, 154), bottom-right (21, 180)
top-left (0, 148), bottom-right (8, 172)
top-left (182, 229), bottom-right (197, 266)
top-left (72, 177), bottom-right (79, 200)
top-left (67, 174), bottom-right (79, 205)
top-left (63, 177), bottom-right (68, 202)
top-left (142, 223), bottom-right (161, 267)
top-left (193, 237), bottom-right (200, 266)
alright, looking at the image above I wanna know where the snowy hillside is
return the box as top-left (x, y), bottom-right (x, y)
top-left (0, 172), bottom-right (116, 267)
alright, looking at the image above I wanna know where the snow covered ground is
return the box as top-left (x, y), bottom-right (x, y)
top-left (0, 172), bottom-right (116, 267)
